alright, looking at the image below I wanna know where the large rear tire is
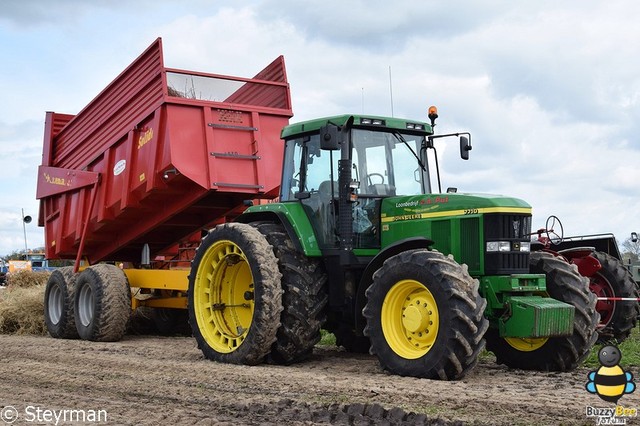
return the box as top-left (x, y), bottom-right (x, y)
top-left (188, 223), bottom-right (283, 365)
top-left (44, 267), bottom-right (78, 339)
top-left (74, 264), bottom-right (131, 342)
top-left (486, 251), bottom-right (599, 371)
top-left (250, 222), bottom-right (328, 364)
top-left (590, 251), bottom-right (639, 343)
top-left (363, 250), bottom-right (488, 380)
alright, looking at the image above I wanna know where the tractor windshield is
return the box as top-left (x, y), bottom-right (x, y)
top-left (280, 128), bottom-right (429, 202)
top-left (351, 129), bottom-right (427, 197)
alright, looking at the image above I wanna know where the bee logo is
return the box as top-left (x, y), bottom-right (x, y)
top-left (586, 345), bottom-right (636, 403)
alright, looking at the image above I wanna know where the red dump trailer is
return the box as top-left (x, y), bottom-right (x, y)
top-left (37, 38), bottom-right (292, 340)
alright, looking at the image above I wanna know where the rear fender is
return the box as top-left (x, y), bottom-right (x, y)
top-left (560, 247), bottom-right (602, 277)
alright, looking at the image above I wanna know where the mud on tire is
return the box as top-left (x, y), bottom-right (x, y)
top-left (250, 222), bottom-right (328, 364)
top-left (487, 251), bottom-right (599, 371)
top-left (363, 249), bottom-right (488, 380)
top-left (75, 264), bottom-right (131, 342)
top-left (44, 266), bottom-right (79, 339)
top-left (188, 223), bottom-right (283, 365)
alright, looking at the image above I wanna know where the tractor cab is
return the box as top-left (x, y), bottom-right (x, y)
top-left (279, 111), bottom-right (469, 249)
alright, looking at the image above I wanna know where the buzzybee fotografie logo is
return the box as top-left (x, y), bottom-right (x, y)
top-left (584, 345), bottom-right (637, 425)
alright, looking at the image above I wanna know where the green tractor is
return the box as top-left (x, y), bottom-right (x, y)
top-left (188, 108), bottom-right (598, 380)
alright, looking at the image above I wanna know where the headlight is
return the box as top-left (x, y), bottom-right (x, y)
top-left (486, 241), bottom-right (511, 252)
top-left (486, 241), bottom-right (531, 252)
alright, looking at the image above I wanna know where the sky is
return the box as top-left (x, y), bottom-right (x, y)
top-left (0, 0), bottom-right (639, 257)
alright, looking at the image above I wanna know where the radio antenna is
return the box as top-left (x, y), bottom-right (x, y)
top-left (389, 66), bottom-right (394, 117)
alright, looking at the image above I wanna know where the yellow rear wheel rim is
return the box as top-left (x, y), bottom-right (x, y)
top-left (193, 240), bottom-right (254, 353)
top-left (382, 279), bottom-right (439, 359)
top-left (505, 336), bottom-right (548, 352)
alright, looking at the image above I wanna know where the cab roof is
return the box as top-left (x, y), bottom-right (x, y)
top-left (281, 114), bottom-right (434, 139)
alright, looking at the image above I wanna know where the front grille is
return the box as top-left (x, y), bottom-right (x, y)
top-left (485, 214), bottom-right (531, 240)
top-left (484, 213), bottom-right (532, 275)
top-left (461, 217), bottom-right (481, 273)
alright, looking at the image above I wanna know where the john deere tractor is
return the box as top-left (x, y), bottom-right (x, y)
top-left (188, 109), bottom-right (598, 380)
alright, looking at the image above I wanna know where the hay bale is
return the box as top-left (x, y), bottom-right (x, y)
top-left (0, 284), bottom-right (47, 335)
top-left (6, 270), bottom-right (51, 289)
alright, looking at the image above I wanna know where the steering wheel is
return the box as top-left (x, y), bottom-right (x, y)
top-left (367, 173), bottom-right (385, 186)
top-left (545, 215), bottom-right (564, 245)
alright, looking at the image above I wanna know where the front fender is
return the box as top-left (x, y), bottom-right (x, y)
top-left (353, 237), bottom-right (434, 333)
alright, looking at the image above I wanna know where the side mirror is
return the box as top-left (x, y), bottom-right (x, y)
top-left (460, 136), bottom-right (472, 160)
top-left (320, 124), bottom-right (340, 150)
top-left (632, 232), bottom-right (638, 243)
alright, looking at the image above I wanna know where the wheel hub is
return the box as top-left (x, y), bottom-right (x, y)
top-left (193, 239), bottom-right (254, 353)
top-left (382, 279), bottom-right (439, 359)
top-left (402, 301), bottom-right (430, 333)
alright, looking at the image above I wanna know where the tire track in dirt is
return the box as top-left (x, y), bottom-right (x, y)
top-left (0, 335), bottom-right (623, 425)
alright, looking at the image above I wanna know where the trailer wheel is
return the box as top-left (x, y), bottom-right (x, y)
top-left (250, 222), bottom-right (328, 364)
top-left (590, 251), bottom-right (640, 343)
top-left (74, 264), bottom-right (131, 342)
top-left (188, 223), bottom-right (283, 365)
top-left (363, 250), bottom-right (488, 380)
top-left (486, 251), bottom-right (598, 371)
top-left (44, 267), bottom-right (78, 339)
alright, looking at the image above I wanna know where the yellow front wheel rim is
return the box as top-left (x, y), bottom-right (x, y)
top-left (193, 240), bottom-right (254, 353)
top-left (505, 336), bottom-right (548, 352)
top-left (382, 279), bottom-right (439, 359)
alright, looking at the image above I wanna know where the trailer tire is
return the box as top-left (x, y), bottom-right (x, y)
top-left (363, 250), bottom-right (488, 380)
top-left (486, 251), bottom-right (598, 371)
top-left (590, 251), bottom-right (640, 343)
top-left (251, 222), bottom-right (328, 364)
top-left (74, 264), bottom-right (131, 342)
top-left (189, 223), bottom-right (283, 365)
top-left (44, 267), bottom-right (79, 339)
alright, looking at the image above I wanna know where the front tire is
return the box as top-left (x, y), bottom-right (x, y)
top-left (74, 264), bottom-right (131, 342)
top-left (188, 223), bottom-right (283, 365)
top-left (363, 250), bottom-right (488, 380)
top-left (44, 267), bottom-right (78, 339)
top-left (486, 251), bottom-right (599, 371)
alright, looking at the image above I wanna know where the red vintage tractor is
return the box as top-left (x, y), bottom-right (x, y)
top-left (532, 216), bottom-right (640, 342)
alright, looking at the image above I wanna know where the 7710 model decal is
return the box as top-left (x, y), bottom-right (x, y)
top-left (381, 207), bottom-right (531, 223)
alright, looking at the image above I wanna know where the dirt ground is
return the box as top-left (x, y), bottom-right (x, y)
top-left (1, 335), bottom-right (636, 425)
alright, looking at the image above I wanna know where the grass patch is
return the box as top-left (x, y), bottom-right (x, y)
top-left (318, 329), bottom-right (336, 346)
top-left (583, 327), bottom-right (640, 369)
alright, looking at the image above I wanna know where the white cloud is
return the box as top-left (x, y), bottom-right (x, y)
top-left (0, 0), bottom-right (639, 258)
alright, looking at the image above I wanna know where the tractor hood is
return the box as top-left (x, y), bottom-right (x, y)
top-left (380, 193), bottom-right (532, 222)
